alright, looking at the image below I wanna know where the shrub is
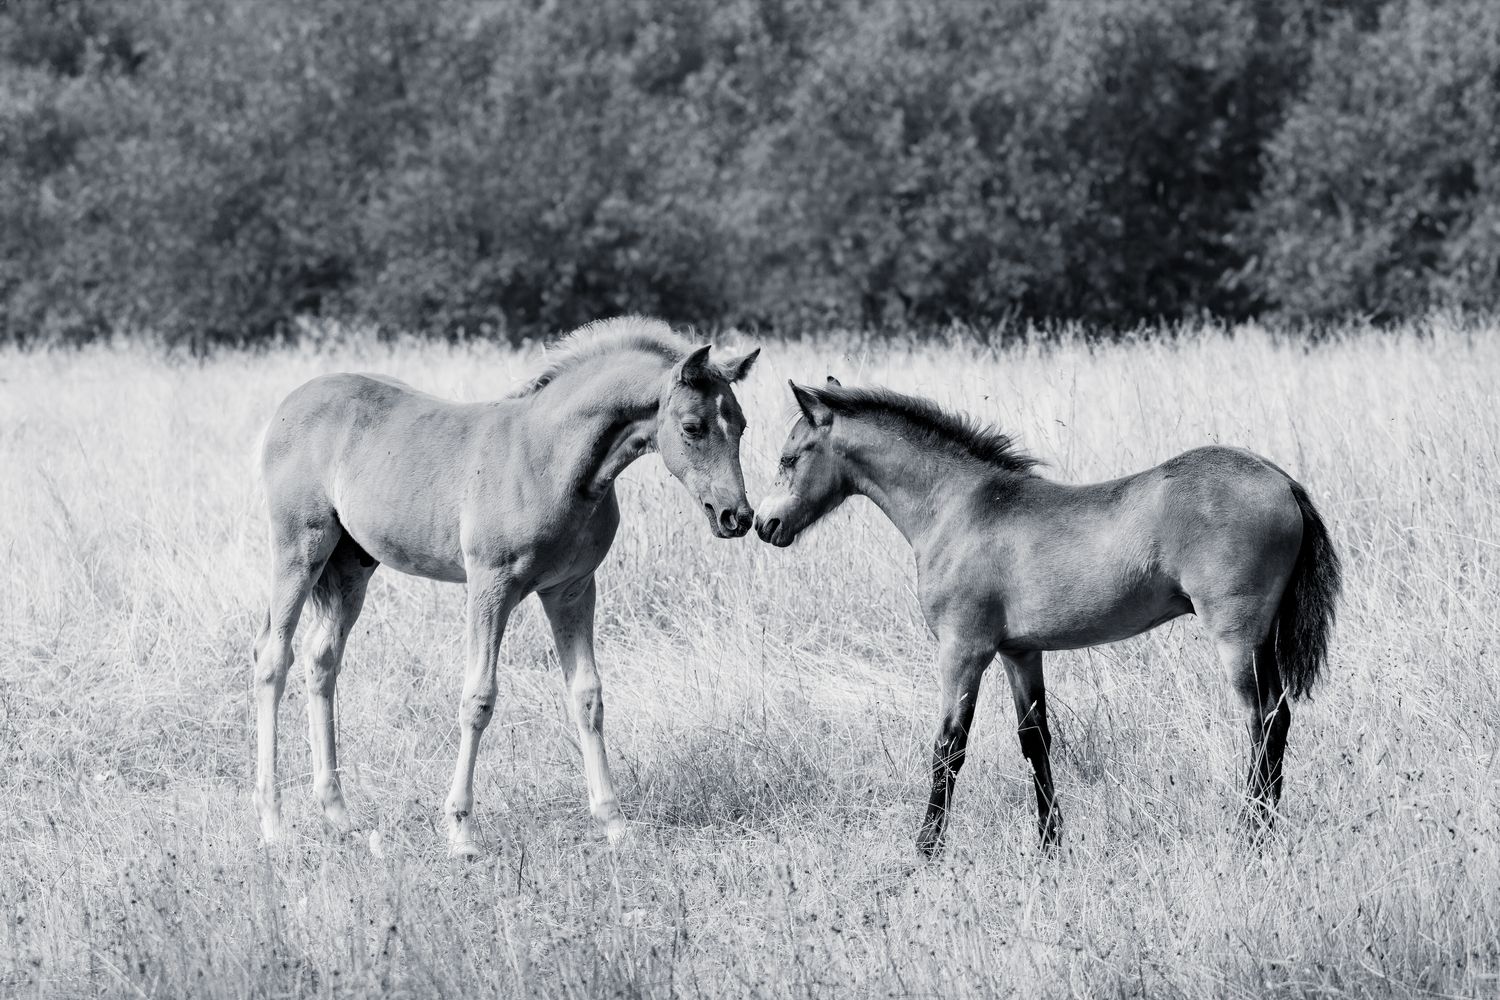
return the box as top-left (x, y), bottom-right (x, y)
top-left (1249, 0), bottom-right (1500, 320)
top-left (735, 0), bottom-right (1318, 328)
top-left (354, 1), bottom-right (739, 337)
top-left (1, 0), bottom-right (1490, 343)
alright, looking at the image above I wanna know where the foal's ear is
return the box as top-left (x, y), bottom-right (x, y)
top-left (825, 375), bottom-right (842, 387)
top-left (676, 344), bottom-right (714, 386)
top-left (719, 347), bottom-right (760, 383)
top-left (789, 381), bottom-right (834, 427)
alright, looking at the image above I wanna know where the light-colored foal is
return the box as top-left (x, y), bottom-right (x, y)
top-left (252, 317), bottom-right (758, 856)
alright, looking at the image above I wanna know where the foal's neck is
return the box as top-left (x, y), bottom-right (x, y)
top-left (841, 425), bottom-right (1008, 552)
top-left (524, 355), bottom-right (667, 502)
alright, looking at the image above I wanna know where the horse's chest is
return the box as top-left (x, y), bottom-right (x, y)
top-left (529, 498), bottom-right (621, 588)
top-left (537, 531), bottom-right (611, 581)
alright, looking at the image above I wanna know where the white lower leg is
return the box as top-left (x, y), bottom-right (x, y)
top-left (445, 685), bottom-right (494, 857)
top-left (304, 625), bottom-right (350, 828)
top-left (572, 674), bottom-right (625, 839)
top-left (445, 738), bottom-right (482, 855)
top-left (307, 694), bottom-right (349, 827)
top-left (254, 643), bottom-right (292, 841)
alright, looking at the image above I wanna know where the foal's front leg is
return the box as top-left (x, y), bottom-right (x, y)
top-left (445, 568), bottom-right (521, 858)
top-left (1001, 650), bottom-right (1061, 849)
top-left (916, 636), bottom-right (993, 858)
top-left (540, 577), bottom-right (627, 843)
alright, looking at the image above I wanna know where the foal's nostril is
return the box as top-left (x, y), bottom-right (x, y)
top-left (759, 517), bottom-right (781, 541)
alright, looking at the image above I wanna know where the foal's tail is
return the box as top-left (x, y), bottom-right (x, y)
top-left (1272, 477), bottom-right (1343, 700)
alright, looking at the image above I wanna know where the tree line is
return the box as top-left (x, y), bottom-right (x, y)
top-left (2, 0), bottom-right (1496, 346)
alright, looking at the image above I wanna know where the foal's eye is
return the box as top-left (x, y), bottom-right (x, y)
top-left (682, 421), bottom-right (706, 439)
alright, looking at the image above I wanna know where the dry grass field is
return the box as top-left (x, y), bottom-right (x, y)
top-left (2, 320), bottom-right (1497, 998)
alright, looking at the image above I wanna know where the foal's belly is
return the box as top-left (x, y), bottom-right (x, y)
top-left (996, 582), bottom-right (1193, 653)
top-left (332, 481), bottom-right (468, 584)
top-left (338, 507), bottom-right (468, 583)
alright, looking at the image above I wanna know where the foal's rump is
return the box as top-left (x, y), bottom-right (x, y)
top-left (1156, 446), bottom-right (1340, 696)
top-left (1155, 446), bottom-right (1306, 566)
top-left (259, 373), bottom-right (483, 582)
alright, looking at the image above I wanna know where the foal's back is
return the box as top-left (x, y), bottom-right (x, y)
top-left (954, 445), bottom-right (1304, 653)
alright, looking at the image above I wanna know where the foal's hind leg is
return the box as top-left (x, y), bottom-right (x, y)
top-left (301, 535), bottom-right (378, 831)
top-left (254, 513), bottom-right (340, 842)
top-left (1001, 651), bottom-right (1061, 849)
top-left (1216, 635), bottom-right (1290, 833)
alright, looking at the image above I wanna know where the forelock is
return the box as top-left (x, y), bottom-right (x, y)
top-left (672, 376), bottom-right (745, 431)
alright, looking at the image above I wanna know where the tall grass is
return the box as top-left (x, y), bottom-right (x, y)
top-left (1, 320), bottom-right (1497, 998)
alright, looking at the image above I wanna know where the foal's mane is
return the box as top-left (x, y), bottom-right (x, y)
top-left (812, 385), bottom-right (1039, 474)
top-left (510, 316), bottom-right (721, 397)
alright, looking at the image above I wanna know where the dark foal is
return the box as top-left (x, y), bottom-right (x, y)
top-left (756, 380), bottom-right (1340, 856)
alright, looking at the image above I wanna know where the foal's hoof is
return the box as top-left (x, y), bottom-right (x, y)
top-left (448, 839), bottom-right (484, 861)
top-left (259, 813), bottom-right (286, 845)
top-left (1241, 814), bottom-right (1278, 849)
top-left (1038, 817), bottom-right (1063, 855)
top-left (914, 829), bottom-right (944, 860)
top-left (592, 802), bottom-right (629, 845)
top-left (320, 801), bottom-right (353, 833)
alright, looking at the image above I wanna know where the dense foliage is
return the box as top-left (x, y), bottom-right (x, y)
top-left (1, 0), bottom-right (1495, 345)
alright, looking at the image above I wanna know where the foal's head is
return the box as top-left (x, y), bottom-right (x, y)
top-left (754, 379), bottom-right (850, 547)
top-left (657, 344), bottom-right (760, 538)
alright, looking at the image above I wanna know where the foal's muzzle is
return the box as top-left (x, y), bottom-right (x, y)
top-left (706, 501), bottom-right (754, 538)
top-left (753, 515), bottom-right (792, 547)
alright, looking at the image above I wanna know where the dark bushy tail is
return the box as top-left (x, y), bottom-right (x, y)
top-left (1274, 477), bottom-right (1342, 700)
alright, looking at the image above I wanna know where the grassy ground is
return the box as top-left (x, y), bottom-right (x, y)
top-left (1, 320), bottom-right (1497, 999)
